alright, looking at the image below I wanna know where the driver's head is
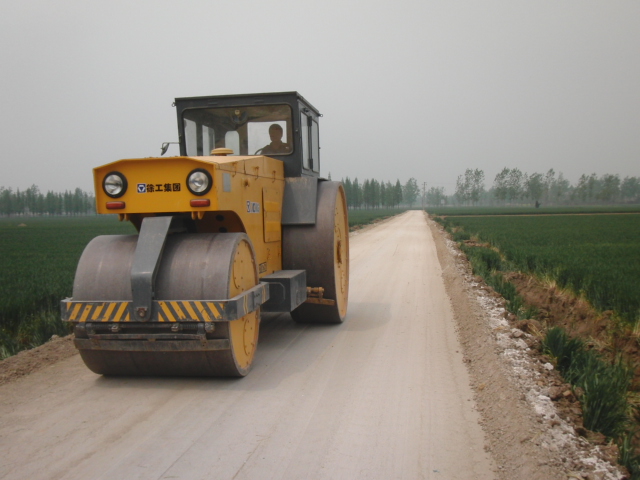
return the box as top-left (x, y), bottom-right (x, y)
top-left (269, 124), bottom-right (283, 142)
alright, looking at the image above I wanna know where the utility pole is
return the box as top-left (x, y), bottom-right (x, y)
top-left (422, 182), bottom-right (427, 211)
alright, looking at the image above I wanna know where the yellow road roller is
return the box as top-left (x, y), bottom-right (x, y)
top-left (61, 92), bottom-right (349, 377)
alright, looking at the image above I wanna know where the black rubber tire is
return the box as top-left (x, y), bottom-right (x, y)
top-left (283, 181), bottom-right (349, 323)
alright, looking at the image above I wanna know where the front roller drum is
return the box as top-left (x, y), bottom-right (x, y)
top-left (283, 181), bottom-right (349, 323)
top-left (71, 233), bottom-right (260, 377)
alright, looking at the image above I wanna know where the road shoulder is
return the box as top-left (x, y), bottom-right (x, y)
top-left (0, 335), bottom-right (76, 387)
top-left (427, 212), bottom-right (624, 480)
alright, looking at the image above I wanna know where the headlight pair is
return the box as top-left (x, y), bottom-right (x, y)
top-left (102, 168), bottom-right (212, 197)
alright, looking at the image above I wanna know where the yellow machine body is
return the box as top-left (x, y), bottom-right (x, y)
top-left (94, 155), bottom-right (285, 277)
top-left (62, 92), bottom-right (349, 378)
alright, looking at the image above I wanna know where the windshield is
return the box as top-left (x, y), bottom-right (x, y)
top-left (183, 104), bottom-right (293, 156)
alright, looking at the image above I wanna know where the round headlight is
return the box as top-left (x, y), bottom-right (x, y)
top-left (103, 172), bottom-right (127, 198)
top-left (187, 169), bottom-right (212, 195)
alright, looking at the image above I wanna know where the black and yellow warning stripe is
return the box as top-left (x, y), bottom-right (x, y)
top-left (60, 283), bottom-right (269, 323)
top-left (156, 300), bottom-right (225, 322)
top-left (63, 300), bottom-right (132, 323)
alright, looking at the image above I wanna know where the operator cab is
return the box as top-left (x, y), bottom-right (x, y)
top-left (174, 92), bottom-right (321, 179)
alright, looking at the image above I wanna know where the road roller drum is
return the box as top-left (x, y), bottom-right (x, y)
top-left (71, 232), bottom-right (260, 376)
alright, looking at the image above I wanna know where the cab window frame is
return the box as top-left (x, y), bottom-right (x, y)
top-left (181, 104), bottom-right (293, 157)
top-left (300, 110), bottom-right (320, 173)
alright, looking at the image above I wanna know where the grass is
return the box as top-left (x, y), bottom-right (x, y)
top-left (0, 215), bottom-right (136, 358)
top-left (543, 327), bottom-right (638, 476)
top-left (348, 208), bottom-right (410, 228)
top-left (441, 219), bottom-right (537, 320)
top-left (456, 241), bottom-right (537, 320)
top-left (620, 432), bottom-right (640, 479)
top-left (436, 214), bottom-right (640, 325)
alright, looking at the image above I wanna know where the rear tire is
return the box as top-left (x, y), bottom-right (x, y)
top-left (283, 181), bottom-right (349, 323)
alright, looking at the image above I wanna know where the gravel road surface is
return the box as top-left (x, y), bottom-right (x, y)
top-left (0, 210), bottom-right (496, 480)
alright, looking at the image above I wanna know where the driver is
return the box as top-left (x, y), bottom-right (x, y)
top-left (261, 124), bottom-right (290, 155)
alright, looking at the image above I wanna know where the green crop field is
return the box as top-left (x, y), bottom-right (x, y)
top-left (348, 208), bottom-right (410, 227)
top-left (438, 214), bottom-right (640, 324)
top-left (427, 205), bottom-right (640, 216)
top-left (0, 216), bottom-right (136, 357)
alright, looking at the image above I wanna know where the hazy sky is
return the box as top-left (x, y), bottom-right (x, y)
top-left (1, 0), bottom-right (638, 195)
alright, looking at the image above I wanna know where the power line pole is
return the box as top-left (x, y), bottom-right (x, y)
top-left (422, 182), bottom-right (427, 211)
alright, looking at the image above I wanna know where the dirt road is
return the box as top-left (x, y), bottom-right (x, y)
top-left (0, 210), bottom-right (496, 480)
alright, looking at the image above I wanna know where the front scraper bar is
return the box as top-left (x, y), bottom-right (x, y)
top-left (61, 283), bottom-right (269, 324)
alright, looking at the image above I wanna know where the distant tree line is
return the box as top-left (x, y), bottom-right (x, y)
top-left (440, 169), bottom-right (640, 207)
top-left (0, 185), bottom-right (95, 216)
top-left (425, 186), bottom-right (447, 207)
top-left (342, 177), bottom-right (420, 209)
top-left (4, 170), bottom-right (636, 216)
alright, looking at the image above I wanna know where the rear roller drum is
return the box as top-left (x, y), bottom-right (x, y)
top-left (283, 181), bottom-right (349, 323)
top-left (72, 232), bottom-right (260, 377)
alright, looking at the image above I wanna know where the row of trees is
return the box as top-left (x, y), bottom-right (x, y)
top-left (425, 186), bottom-right (447, 207)
top-left (3, 169), bottom-right (637, 216)
top-left (342, 177), bottom-right (420, 209)
top-left (451, 169), bottom-right (640, 206)
top-left (0, 185), bottom-right (95, 216)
